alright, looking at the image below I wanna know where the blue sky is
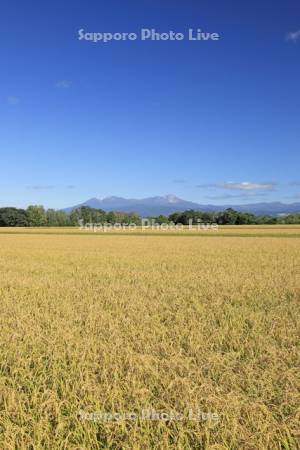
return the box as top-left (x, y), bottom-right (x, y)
top-left (1, 0), bottom-right (300, 208)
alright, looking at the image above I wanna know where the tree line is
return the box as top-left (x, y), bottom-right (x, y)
top-left (164, 208), bottom-right (300, 225)
top-left (0, 206), bottom-right (141, 227)
top-left (0, 205), bottom-right (300, 227)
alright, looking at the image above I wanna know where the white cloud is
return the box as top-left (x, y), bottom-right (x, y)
top-left (55, 80), bottom-right (71, 89)
top-left (221, 182), bottom-right (275, 191)
top-left (26, 185), bottom-right (76, 190)
top-left (26, 185), bottom-right (55, 190)
top-left (196, 183), bottom-right (216, 188)
top-left (173, 179), bottom-right (186, 184)
top-left (7, 96), bottom-right (20, 105)
top-left (197, 181), bottom-right (276, 190)
top-left (286, 30), bottom-right (300, 42)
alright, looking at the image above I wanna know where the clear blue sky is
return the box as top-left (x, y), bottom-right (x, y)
top-left (1, 0), bottom-right (300, 208)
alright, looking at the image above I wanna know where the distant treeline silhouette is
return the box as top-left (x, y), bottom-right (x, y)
top-left (0, 205), bottom-right (300, 227)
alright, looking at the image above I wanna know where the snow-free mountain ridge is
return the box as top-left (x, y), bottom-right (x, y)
top-left (62, 195), bottom-right (300, 216)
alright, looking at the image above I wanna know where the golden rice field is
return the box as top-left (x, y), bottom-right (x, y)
top-left (0, 227), bottom-right (299, 449)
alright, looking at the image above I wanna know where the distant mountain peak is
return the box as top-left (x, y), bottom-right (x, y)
top-left (162, 194), bottom-right (182, 203)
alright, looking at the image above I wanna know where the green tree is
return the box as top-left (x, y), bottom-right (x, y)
top-left (0, 208), bottom-right (29, 226)
top-left (27, 205), bottom-right (47, 226)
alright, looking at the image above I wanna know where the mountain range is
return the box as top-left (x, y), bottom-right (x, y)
top-left (62, 195), bottom-right (300, 217)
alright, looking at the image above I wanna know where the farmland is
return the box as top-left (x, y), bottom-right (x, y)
top-left (0, 227), bottom-right (299, 449)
